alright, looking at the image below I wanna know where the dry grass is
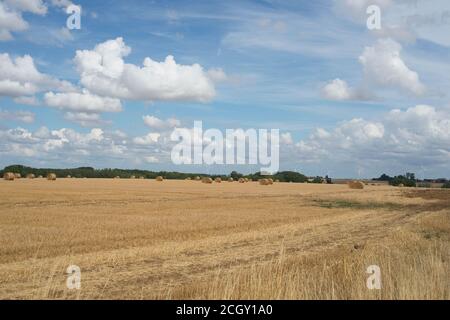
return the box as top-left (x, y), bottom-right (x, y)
top-left (0, 179), bottom-right (448, 300)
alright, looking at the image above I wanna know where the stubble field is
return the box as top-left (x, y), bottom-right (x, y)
top-left (0, 179), bottom-right (448, 299)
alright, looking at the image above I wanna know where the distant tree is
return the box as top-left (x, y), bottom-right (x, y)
top-left (374, 173), bottom-right (392, 181)
top-left (390, 173), bottom-right (416, 187)
top-left (442, 181), bottom-right (450, 189)
top-left (310, 176), bottom-right (323, 184)
top-left (230, 171), bottom-right (243, 180)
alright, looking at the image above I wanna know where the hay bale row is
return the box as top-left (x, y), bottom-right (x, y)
top-left (3, 172), bottom-right (15, 181)
top-left (202, 177), bottom-right (213, 184)
top-left (348, 181), bottom-right (364, 189)
top-left (259, 178), bottom-right (274, 185)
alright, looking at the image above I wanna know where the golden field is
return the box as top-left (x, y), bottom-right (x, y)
top-left (0, 178), bottom-right (448, 299)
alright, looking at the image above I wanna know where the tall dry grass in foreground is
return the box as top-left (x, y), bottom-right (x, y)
top-left (164, 237), bottom-right (448, 300)
top-left (163, 216), bottom-right (449, 300)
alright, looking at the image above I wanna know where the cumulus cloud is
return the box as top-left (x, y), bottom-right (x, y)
top-left (322, 38), bottom-right (425, 101)
top-left (74, 37), bottom-right (219, 102)
top-left (0, 2), bottom-right (27, 41)
top-left (359, 38), bottom-right (425, 95)
top-left (0, 53), bottom-right (75, 97)
top-left (0, 126), bottom-right (128, 163)
top-left (143, 115), bottom-right (180, 131)
top-left (44, 90), bottom-right (122, 113)
top-left (0, 109), bottom-right (35, 123)
top-left (280, 132), bottom-right (293, 145)
top-left (295, 104), bottom-right (450, 168)
top-left (13, 95), bottom-right (40, 106)
top-left (132, 133), bottom-right (161, 145)
top-left (0, 0), bottom-right (49, 41)
top-left (320, 78), bottom-right (369, 101)
top-left (63, 112), bottom-right (107, 127)
top-left (4, 0), bottom-right (47, 15)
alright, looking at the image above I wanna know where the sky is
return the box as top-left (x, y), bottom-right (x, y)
top-left (0, 0), bottom-right (449, 178)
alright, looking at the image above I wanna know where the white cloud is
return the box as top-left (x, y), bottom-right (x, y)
top-left (0, 109), bottom-right (35, 123)
top-left (0, 0), bottom-right (50, 41)
top-left (63, 112), bottom-right (106, 127)
top-left (359, 38), bottom-right (425, 95)
top-left (207, 68), bottom-right (227, 82)
top-left (44, 90), bottom-right (122, 113)
top-left (13, 95), bottom-right (40, 106)
top-left (143, 115), bottom-right (180, 131)
top-left (0, 53), bottom-right (75, 97)
top-left (132, 133), bottom-right (161, 145)
top-left (295, 104), bottom-right (450, 168)
top-left (0, 2), bottom-right (28, 41)
top-left (4, 0), bottom-right (47, 15)
top-left (323, 38), bottom-right (425, 100)
top-left (280, 132), bottom-right (293, 145)
top-left (144, 156), bottom-right (159, 163)
top-left (50, 0), bottom-right (73, 8)
top-left (74, 37), bottom-right (220, 102)
top-left (321, 78), bottom-right (364, 101)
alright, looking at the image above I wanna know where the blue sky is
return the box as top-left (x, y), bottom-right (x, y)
top-left (0, 0), bottom-right (449, 178)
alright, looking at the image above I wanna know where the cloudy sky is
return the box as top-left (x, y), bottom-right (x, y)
top-left (0, 0), bottom-right (449, 178)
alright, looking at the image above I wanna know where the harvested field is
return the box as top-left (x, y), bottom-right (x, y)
top-left (0, 179), bottom-right (448, 299)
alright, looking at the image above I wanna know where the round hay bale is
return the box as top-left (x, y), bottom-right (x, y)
top-left (259, 178), bottom-right (270, 185)
top-left (26, 173), bottom-right (35, 179)
top-left (114, 176), bottom-right (121, 179)
top-left (398, 183), bottom-right (404, 188)
top-left (3, 172), bottom-right (15, 181)
top-left (202, 177), bottom-right (213, 184)
top-left (348, 181), bottom-right (364, 189)
top-left (275, 179), bottom-right (280, 183)
top-left (195, 176), bottom-right (201, 181)
top-left (14, 173), bottom-right (21, 179)
top-left (185, 177), bottom-right (192, 180)
top-left (244, 178), bottom-right (249, 183)
top-left (66, 175), bottom-right (71, 179)
top-left (37, 175), bottom-right (43, 179)
top-left (156, 176), bottom-right (164, 181)
top-left (214, 177), bottom-right (222, 183)
top-left (268, 178), bottom-right (274, 185)
top-left (130, 175), bottom-right (136, 179)
top-left (238, 178), bottom-right (245, 183)
top-left (47, 173), bottom-right (57, 181)
top-left (228, 177), bottom-right (234, 182)
top-left (139, 176), bottom-right (145, 179)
